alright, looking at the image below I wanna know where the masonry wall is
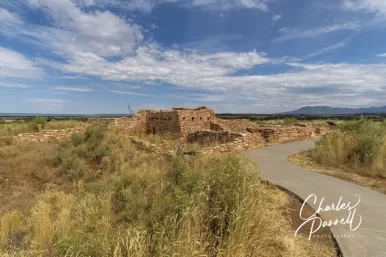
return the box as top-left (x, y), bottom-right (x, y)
top-left (177, 108), bottom-right (215, 135)
top-left (246, 125), bottom-right (325, 143)
top-left (214, 118), bottom-right (253, 132)
top-left (146, 111), bottom-right (181, 134)
top-left (186, 130), bottom-right (244, 145)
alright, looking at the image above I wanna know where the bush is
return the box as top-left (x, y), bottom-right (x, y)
top-left (282, 117), bottom-right (298, 125)
top-left (312, 119), bottom-right (386, 177)
top-left (55, 125), bottom-right (111, 180)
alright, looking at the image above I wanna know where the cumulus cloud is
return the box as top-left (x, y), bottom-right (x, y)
top-left (0, 46), bottom-right (44, 79)
top-left (59, 44), bottom-right (269, 88)
top-left (376, 53), bottom-right (386, 57)
top-left (27, 0), bottom-right (144, 57)
top-left (1, 1), bottom-right (385, 112)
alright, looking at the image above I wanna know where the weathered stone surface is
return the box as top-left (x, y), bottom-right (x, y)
top-left (186, 130), bottom-right (244, 145)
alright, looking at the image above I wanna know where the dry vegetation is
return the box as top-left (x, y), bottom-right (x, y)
top-left (0, 118), bottom-right (87, 138)
top-left (289, 119), bottom-right (386, 194)
top-left (1, 125), bottom-right (336, 257)
top-left (312, 119), bottom-right (386, 178)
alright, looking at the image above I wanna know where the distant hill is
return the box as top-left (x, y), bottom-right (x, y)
top-left (282, 106), bottom-right (386, 115)
top-left (0, 113), bottom-right (129, 117)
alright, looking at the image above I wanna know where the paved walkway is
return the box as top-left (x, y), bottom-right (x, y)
top-left (244, 139), bottom-right (386, 257)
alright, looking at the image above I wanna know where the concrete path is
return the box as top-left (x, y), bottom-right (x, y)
top-left (244, 139), bottom-right (386, 257)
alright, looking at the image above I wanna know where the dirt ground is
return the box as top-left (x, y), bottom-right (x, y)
top-left (288, 151), bottom-right (386, 195)
top-left (287, 197), bottom-right (340, 256)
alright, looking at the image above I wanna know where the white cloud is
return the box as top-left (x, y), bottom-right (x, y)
top-left (74, 0), bottom-right (272, 12)
top-left (26, 0), bottom-right (144, 57)
top-left (274, 22), bottom-right (360, 42)
top-left (272, 14), bottom-right (282, 22)
top-left (376, 53), bottom-right (386, 57)
top-left (0, 46), bottom-right (44, 79)
top-left (1, 2), bottom-right (385, 112)
top-left (343, 0), bottom-right (386, 17)
top-left (0, 82), bottom-right (29, 88)
top-left (26, 98), bottom-right (70, 103)
top-left (0, 8), bottom-right (22, 24)
top-left (190, 0), bottom-right (270, 11)
top-left (59, 44), bottom-right (268, 87)
top-left (306, 34), bottom-right (358, 58)
top-left (53, 86), bottom-right (93, 92)
top-left (109, 90), bottom-right (154, 96)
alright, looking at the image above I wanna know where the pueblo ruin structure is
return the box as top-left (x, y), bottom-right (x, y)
top-left (140, 106), bottom-right (215, 135)
top-left (2, 106), bottom-right (328, 154)
top-left (93, 106), bottom-right (219, 135)
top-left (90, 105), bottom-right (327, 155)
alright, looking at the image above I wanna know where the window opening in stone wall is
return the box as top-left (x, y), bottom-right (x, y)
top-left (192, 117), bottom-right (195, 121)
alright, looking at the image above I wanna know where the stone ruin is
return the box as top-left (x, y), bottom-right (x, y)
top-left (101, 106), bottom-right (328, 155)
top-left (1, 106), bottom-right (327, 154)
top-left (106, 106), bottom-right (216, 135)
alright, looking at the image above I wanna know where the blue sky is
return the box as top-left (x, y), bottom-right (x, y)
top-left (1, 0), bottom-right (386, 114)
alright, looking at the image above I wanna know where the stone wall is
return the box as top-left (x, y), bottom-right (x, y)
top-left (177, 108), bottom-right (215, 135)
top-left (146, 110), bottom-right (181, 134)
top-left (0, 128), bottom-right (84, 143)
top-left (186, 130), bottom-right (245, 145)
top-left (246, 125), bottom-right (325, 144)
top-left (214, 118), bottom-right (254, 132)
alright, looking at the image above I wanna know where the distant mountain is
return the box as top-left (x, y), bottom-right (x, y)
top-left (0, 113), bottom-right (129, 117)
top-left (283, 106), bottom-right (386, 115)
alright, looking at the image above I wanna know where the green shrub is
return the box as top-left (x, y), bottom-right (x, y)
top-left (55, 125), bottom-right (110, 180)
top-left (282, 117), bottom-right (298, 125)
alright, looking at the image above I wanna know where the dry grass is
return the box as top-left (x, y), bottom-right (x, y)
top-left (0, 142), bottom-right (72, 216)
top-left (311, 119), bottom-right (386, 178)
top-left (288, 151), bottom-right (386, 194)
top-left (0, 120), bottom-right (87, 137)
top-left (129, 131), bottom-right (180, 145)
top-left (1, 126), bottom-right (337, 257)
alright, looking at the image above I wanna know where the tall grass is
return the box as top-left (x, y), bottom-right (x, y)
top-left (0, 126), bottom-right (335, 257)
top-left (312, 119), bottom-right (386, 178)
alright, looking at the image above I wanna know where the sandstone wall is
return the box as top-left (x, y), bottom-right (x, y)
top-left (0, 128), bottom-right (84, 144)
top-left (246, 125), bottom-right (326, 144)
top-left (214, 118), bottom-right (254, 132)
top-left (177, 108), bottom-right (215, 135)
top-left (146, 111), bottom-right (181, 134)
top-left (186, 130), bottom-right (245, 145)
